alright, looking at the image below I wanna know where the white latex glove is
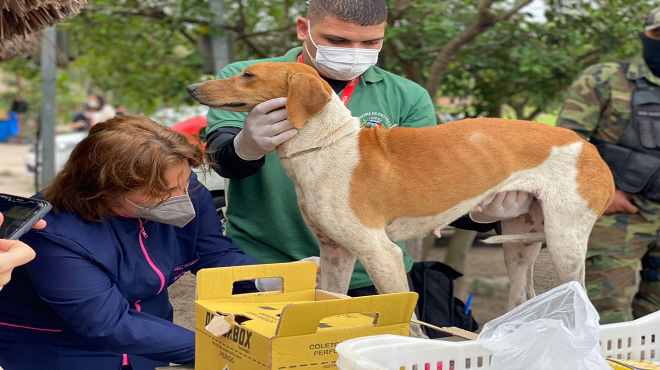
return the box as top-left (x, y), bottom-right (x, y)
top-left (255, 257), bottom-right (320, 292)
top-left (469, 191), bottom-right (533, 223)
top-left (233, 97), bottom-right (298, 160)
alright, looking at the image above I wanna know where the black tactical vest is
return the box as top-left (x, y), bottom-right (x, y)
top-left (593, 66), bottom-right (660, 201)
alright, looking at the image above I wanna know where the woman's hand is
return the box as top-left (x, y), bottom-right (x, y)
top-left (0, 213), bottom-right (46, 289)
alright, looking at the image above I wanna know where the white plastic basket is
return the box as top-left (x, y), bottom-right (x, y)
top-left (336, 311), bottom-right (660, 370)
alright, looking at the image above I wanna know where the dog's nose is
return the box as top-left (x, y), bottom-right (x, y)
top-left (187, 83), bottom-right (202, 97)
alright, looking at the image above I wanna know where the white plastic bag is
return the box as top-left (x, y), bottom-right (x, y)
top-left (478, 281), bottom-right (610, 370)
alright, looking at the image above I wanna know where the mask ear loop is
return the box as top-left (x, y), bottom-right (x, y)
top-left (303, 20), bottom-right (320, 67)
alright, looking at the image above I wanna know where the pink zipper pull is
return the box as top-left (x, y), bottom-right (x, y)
top-left (138, 219), bottom-right (148, 239)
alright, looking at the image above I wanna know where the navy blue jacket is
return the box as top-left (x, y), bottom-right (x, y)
top-left (0, 176), bottom-right (255, 370)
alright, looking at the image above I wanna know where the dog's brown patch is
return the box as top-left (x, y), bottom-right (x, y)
top-left (575, 141), bottom-right (615, 215)
top-left (349, 119), bottom-right (607, 227)
top-left (287, 72), bottom-right (333, 128)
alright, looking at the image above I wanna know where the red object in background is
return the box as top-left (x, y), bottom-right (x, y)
top-left (171, 115), bottom-right (207, 149)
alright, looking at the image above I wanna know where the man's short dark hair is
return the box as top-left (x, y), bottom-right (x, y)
top-left (308, 0), bottom-right (387, 26)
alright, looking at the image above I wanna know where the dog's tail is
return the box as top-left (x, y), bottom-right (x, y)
top-left (481, 232), bottom-right (545, 245)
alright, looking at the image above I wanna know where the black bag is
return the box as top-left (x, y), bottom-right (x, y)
top-left (408, 261), bottom-right (479, 338)
top-left (347, 261), bottom-right (479, 338)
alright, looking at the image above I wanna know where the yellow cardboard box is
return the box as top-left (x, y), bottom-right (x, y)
top-left (195, 262), bottom-right (417, 370)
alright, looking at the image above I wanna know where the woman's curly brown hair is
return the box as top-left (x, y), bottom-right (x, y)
top-left (43, 115), bottom-right (203, 221)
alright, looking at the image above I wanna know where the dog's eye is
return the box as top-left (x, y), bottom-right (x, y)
top-left (242, 72), bottom-right (255, 78)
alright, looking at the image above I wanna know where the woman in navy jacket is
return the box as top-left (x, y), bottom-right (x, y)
top-left (0, 116), bottom-right (256, 370)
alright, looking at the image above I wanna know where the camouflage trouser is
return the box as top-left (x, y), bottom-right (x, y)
top-left (586, 213), bottom-right (659, 324)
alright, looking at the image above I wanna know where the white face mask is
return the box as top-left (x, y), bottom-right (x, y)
top-left (127, 193), bottom-right (196, 228)
top-left (304, 21), bottom-right (381, 81)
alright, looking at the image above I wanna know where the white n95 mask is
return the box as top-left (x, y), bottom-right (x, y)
top-left (304, 21), bottom-right (381, 81)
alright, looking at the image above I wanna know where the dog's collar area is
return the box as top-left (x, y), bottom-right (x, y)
top-left (280, 129), bottom-right (356, 159)
top-left (279, 145), bottom-right (325, 159)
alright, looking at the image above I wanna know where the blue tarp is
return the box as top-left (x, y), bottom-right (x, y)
top-left (0, 112), bottom-right (19, 142)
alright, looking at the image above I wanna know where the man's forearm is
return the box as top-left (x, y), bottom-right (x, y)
top-left (206, 128), bottom-right (265, 179)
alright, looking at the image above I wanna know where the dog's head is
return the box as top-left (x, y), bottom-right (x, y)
top-left (188, 62), bottom-right (333, 129)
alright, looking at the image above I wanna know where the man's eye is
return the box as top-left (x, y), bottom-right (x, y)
top-left (242, 72), bottom-right (254, 78)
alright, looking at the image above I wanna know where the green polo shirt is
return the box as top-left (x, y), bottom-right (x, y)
top-left (206, 47), bottom-right (438, 290)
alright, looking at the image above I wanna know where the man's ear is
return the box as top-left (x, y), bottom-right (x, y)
top-left (287, 72), bottom-right (332, 129)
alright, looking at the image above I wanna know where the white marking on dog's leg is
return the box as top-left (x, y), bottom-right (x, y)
top-left (542, 206), bottom-right (596, 287)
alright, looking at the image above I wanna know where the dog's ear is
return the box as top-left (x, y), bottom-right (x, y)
top-left (287, 72), bottom-right (332, 129)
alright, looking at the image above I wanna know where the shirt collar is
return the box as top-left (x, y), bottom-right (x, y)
top-left (285, 46), bottom-right (385, 83)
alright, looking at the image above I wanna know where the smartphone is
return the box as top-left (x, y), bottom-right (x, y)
top-left (0, 194), bottom-right (52, 240)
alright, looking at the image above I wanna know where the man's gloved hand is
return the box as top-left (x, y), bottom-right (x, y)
top-left (604, 189), bottom-right (639, 215)
top-left (233, 97), bottom-right (298, 160)
top-left (255, 257), bottom-right (320, 292)
top-left (469, 191), bottom-right (533, 223)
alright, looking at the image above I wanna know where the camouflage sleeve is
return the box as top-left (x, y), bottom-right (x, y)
top-left (556, 63), bottom-right (619, 140)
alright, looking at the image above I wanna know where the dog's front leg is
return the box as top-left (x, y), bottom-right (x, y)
top-left (318, 241), bottom-right (356, 294)
top-left (299, 203), bottom-right (357, 294)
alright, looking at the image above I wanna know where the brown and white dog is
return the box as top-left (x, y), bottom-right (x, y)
top-left (188, 62), bottom-right (614, 315)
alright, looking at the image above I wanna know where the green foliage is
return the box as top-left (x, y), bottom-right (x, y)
top-left (1, 0), bottom-right (658, 121)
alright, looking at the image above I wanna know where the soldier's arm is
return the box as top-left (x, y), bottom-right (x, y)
top-left (556, 64), bottom-right (617, 140)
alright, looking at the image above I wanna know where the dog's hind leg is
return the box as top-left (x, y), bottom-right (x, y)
top-left (541, 202), bottom-right (597, 287)
top-left (502, 208), bottom-right (543, 309)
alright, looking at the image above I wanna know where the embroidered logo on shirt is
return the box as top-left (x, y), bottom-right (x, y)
top-left (358, 111), bottom-right (392, 128)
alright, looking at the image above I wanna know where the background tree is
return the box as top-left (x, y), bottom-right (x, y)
top-left (0, 0), bottom-right (656, 124)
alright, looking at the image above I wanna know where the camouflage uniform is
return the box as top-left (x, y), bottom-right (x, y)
top-left (558, 55), bottom-right (660, 323)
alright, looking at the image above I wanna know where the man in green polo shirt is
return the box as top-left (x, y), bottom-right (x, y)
top-left (204, 0), bottom-right (530, 328)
